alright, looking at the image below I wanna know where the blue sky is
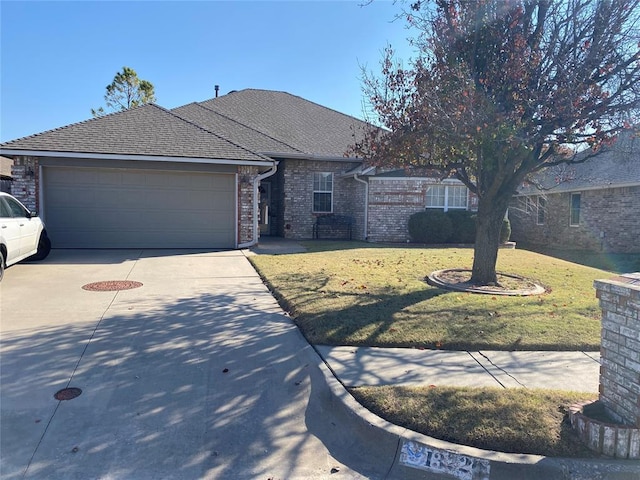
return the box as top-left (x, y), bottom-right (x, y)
top-left (0, 0), bottom-right (417, 142)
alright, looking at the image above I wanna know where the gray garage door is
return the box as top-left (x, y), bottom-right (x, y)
top-left (43, 166), bottom-right (236, 248)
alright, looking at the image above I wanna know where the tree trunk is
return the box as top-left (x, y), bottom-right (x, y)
top-left (470, 197), bottom-right (509, 285)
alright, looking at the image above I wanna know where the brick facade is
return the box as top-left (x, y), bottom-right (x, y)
top-left (366, 178), bottom-right (475, 243)
top-left (594, 274), bottom-right (640, 427)
top-left (367, 178), bottom-right (427, 243)
top-left (10, 156), bottom-right (38, 211)
top-left (279, 159), bottom-right (363, 240)
top-left (238, 165), bottom-right (260, 245)
top-left (510, 185), bottom-right (640, 253)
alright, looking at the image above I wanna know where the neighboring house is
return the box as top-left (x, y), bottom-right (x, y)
top-left (0, 156), bottom-right (13, 193)
top-left (510, 130), bottom-right (640, 253)
top-left (0, 88), bottom-right (475, 249)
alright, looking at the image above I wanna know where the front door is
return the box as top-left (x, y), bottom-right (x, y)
top-left (259, 182), bottom-right (271, 235)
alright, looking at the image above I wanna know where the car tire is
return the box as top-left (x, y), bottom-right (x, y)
top-left (0, 250), bottom-right (5, 282)
top-left (30, 231), bottom-right (52, 261)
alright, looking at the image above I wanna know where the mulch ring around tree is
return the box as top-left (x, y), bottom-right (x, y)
top-left (427, 269), bottom-right (546, 296)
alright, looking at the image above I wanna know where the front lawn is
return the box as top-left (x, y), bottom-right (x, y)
top-left (250, 242), bottom-right (607, 351)
top-left (349, 386), bottom-right (597, 457)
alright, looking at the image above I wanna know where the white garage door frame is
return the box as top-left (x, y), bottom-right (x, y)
top-left (40, 163), bottom-right (239, 249)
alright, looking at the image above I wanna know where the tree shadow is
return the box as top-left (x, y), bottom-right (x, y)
top-left (1, 286), bottom-right (384, 479)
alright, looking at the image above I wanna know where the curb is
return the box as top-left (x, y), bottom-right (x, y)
top-left (312, 346), bottom-right (640, 480)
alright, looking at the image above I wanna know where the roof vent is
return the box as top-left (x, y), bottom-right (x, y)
top-left (214, 85), bottom-right (219, 97)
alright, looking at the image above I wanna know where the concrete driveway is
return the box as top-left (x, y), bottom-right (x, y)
top-left (0, 249), bottom-right (395, 480)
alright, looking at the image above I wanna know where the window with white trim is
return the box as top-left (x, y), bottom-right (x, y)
top-left (426, 184), bottom-right (468, 211)
top-left (570, 193), bottom-right (581, 226)
top-left (312, 172), bottom-right (333, 213)
top-left (536, 196), bottom-right (546, 225)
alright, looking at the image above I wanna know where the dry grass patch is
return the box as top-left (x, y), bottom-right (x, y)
top-left (349, 386), bottom-right (598, 457)
top-left (250, 243), bottom-right (606, 350)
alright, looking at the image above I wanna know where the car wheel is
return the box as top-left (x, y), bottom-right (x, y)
top-left (0, 250), bottom-right (5, 282)
top-left (30, 231), bottom-right (52, 261)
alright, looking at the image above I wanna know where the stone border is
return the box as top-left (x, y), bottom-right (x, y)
top-left (427, 269), bottom-right (546, 296)
top-left (569, 401), bottom-right (640, 459)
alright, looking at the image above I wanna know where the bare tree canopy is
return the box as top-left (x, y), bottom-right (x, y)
top-left (92, 66), bottom-right (156, 117)
top-left (355, 0), bottom-right (640, 284)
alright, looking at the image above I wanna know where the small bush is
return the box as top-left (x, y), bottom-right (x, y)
top-left (408, 210), bottom-right (453, 243)
top-left (447, 210), bottom-right (477, 244)
top-left (500, 218), bottom-right (512, 243)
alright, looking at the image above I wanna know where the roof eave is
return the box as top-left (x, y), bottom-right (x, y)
top-left (260, 151), bottom-right (363, 162)
top-left (515, 181), bottom-right (640, 196)
top-left (0, 149), bottom-right (275, 167)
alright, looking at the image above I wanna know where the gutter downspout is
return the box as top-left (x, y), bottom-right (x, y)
top-left (353, 173), bottom-right (368, 241)
top-left (238, 161), bottom-right (278, 249)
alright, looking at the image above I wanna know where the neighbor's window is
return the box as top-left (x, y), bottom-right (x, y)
top-left (570, 193), bottom-right (581, 226)
top-left (426, 184), bottom-right (468, 211)
top-left (537, 196), bottom-right (546, 225)
top-left (313, 172), bottom-right (333, 213)
top-left (525, 196), bottom-right (535, 214)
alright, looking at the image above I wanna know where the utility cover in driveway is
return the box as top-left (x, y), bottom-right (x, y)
top-left (43, 166), bottom-right (236, 248)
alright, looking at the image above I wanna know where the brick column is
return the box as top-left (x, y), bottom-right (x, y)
top-left (594, 273), bottom-right (640, 427)
top-left (10, 156), bottom-right (38, 211)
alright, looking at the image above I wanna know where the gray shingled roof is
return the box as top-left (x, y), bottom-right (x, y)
top-left (518, 131), bottom-right (640, 195)
top-left (196, 89), bottom-right (370, 158)
top-left (1, 104), bottom-right (271, 163)
top-left (172, 102), bottom-right (302, 156)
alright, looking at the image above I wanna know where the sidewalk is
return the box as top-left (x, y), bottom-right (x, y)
top-left (316, 346), bottom-right (600, 392)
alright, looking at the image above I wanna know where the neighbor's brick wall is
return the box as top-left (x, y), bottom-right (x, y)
top-left (594, 274), bottom-right (640, 427)
top-left (10, 156), bottom-right (39, 211)
top-left (280, 159), bottom-right (362, 240)
top-left (511, 186), bottom-right (640, 253)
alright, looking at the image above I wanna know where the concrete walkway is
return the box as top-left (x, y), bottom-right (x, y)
top-left (316, 346), bottom-right (601, 392)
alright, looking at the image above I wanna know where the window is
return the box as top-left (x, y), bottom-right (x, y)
top-left (3, 196), bottom-right (29, 217)
top-left (525, 196), bottom-right (535, 214)
top-left (570, 193), bottom-right (581, 226)
top-left (536, 196), bottom-right (546, 225)
top-left (313, 172), bottom-right (333, 213)
top-left (426, 184), bottom-right (468, 211)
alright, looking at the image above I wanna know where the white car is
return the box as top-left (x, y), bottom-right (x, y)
top-left (0, 192), bottom-right (51, 281)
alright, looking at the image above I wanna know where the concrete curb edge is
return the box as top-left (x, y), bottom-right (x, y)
top-left (311, 345), bottom-right (640, 480)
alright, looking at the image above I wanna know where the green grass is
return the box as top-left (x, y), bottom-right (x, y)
top-left (349, 386), bottom-right (598, 458)
top-left (250, 242), bottom-right (608, 350)
top-left (519, 243), bottom-right (640, 274)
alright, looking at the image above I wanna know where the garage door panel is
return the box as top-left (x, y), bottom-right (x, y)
top-left (43, 166), bottom-right (236, 248)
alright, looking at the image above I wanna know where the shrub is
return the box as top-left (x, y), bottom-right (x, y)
top-left (408, 210), bottom-right (453, 243)
top-left (446, 210), bottom-right (476, 244)
top-left (500, 218), bottom-right (512, 244)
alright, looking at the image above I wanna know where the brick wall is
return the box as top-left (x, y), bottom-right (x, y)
top-left (10, 156), bottom-right (38, 211)
top-left (594, 274), bottom-right (640, 427)
top-left (511, 185), bottom-right (640, 253)
top-left (367, 178), bottom-right (427, 243)
top-left (280, 159), bottom-right (362, 240)
top-left (238, 166), bottom-right (259, 245)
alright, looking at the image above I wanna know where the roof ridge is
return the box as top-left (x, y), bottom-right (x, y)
top-left (0, 103), bottom-right (156, 146)
top-left (191, 102), bottom-right (304, 154)
top-left (163, 104), bottom-right (274, 162)
top-left (203, 88), bottom-right (372, 128)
